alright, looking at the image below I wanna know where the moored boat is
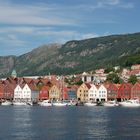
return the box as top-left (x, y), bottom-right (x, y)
top-left (53, 101), bottom-right (67, 106)
top-left (1, 100), bottom-right (12, 106)
top-left (13, 101), bottom-right (27, 106)
top-left (40, 100), bottom-right (52, 106)
top-left (84, 102), bottom-right (97, 106)
top-left (103, 100), bottom-right (118, 107)
top-left (26, 101), bottom-right (33, 106)
top-left (119, 99), bottom-right (140, 107)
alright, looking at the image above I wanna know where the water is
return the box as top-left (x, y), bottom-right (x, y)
top-left (0, 106), bottom-right (140, 140)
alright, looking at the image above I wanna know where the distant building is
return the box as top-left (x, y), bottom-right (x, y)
top-left (95, 69), bottom-right (105, 74)
top-left (11, 69), bottom-right (17, 78)
top-left (81, 72), bottom-right (94, 82)
top-left (131, 64), bottom-right (140, 70)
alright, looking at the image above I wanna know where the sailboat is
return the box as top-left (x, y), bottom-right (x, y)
top-left (53, 76), bottom-right (67, 107)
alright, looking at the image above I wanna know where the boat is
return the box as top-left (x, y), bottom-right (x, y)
top-left (84, 102), bottom-right (97, 106)
top-left (13, 101), bottom-right (27, 106)
top-left (26, 101), bottom-right (33, 106)
top-left (53, 101), bottom-right (67, 107)
top-left (40, 100), bottom-right (52, 106)
top-left (119, 99), bottom-right (140, 107)
top-left (103, 100), bottom-right (118, 107)
top-left (1, 100), bottom-right (12, 106)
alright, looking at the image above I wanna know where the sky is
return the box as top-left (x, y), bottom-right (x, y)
top-left (0, 0), bottom-right (140, 56)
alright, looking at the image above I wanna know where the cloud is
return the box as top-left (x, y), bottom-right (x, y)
top-left (0, 1), bottom-right (76, 26)
top-left (88, 0), bottom-right (134, 10)
top-left (0, 34), bottom-right (27, 46)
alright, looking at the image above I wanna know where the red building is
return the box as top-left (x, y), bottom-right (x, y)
top-left (131, 82), bottom-right (140, 100)
top-left (39, 86), bottom-right (50, 100)
top-left (107, 83), bottom-right (119, 100)
top-left (0, 84), bottom-right (4, 99)
top-left (118, 83), bottom-right (132, 100)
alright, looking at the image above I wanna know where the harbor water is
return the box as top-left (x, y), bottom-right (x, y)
top-left (0, 106), bottom-right (140, 140)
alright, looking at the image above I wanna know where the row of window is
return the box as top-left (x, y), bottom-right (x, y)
top-left (89, 94), bottom-right (106, 98)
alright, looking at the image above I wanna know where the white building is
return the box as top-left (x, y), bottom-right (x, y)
top-left (14, 85), bottom-right (23, 101)
top-left (88, 84), bottom-right (107, 102)
top-left (88, 84), bottom-right (98, 102)
top-left (22, 84), bottom-right (32, 101)
top-left (14, 84), bottom-right (39, 102)
top-left (98, 85), bottom-right (107, 102)
top-left (81, 72), bottom-right (94, 82)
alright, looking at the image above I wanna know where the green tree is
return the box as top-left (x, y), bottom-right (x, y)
top-left (106, 73), bottom-right (120, 84)
top-left (128, 75), bottom-right (138, 85)
top-left (105, 67), bottom-right (115, 73)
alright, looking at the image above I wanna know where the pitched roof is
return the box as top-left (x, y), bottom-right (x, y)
top-left (85, 83), bottom-right (91, 89)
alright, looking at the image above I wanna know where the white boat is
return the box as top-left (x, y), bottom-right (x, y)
top-left (53, 101), bottom-right (67, 107)
top-left (40, 100), bottom-right (52, 106)
top-left (103, 100), bottom-right (118, 107)
top-left (119, 99), bottom-right (140, 107)
top-left (84, 102), bottom-right (97, 106)
top-left (13, 101), bottom-right (27, 106)
top-left (1, 100), bottom-right (12, 106)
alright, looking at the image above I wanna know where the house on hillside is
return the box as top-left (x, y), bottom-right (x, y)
top-left (131, 64), bottom-right (140, 70)
top-left (81, 72), bottom-right (94, 82)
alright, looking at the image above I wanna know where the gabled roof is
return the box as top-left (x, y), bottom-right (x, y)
top-left (28, 83), bottom-right (38, 91)
top-left (85, 83), bottom-right (91, 89)
top-left (40, 85), bottom-right (50, 91)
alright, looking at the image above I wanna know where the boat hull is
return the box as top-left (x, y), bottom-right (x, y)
top-left (84, 102), bottom-right (97, 106)
top-left (1, 101), bottom-right (12, 106)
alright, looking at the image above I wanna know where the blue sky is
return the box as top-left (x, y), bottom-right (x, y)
top-left (0, 0), bottom-right (140, 56)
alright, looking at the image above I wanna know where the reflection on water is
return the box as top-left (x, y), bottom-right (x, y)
top-left (0, 106), bottom-right (140, 140)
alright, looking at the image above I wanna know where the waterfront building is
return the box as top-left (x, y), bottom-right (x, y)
top-left (14, 85), bottom-right (23, 101)
top-left (39, 86), bottom-right (50, 100)
top-left (0, 83), bottom-right (4, 99)
top-left (118, 83), bottom-right (132, 101)
top-left (88, 84), bottom-right (98, 102)
top-left (14, 84), bottom-right (39, 102)
top-left (97, 84), bottom-right (107, 102)
top-left (3, 83), bottom-right (15, 100)
top-left (49, 85), bottom-right (61, 100)
top-left (107, 83), bottom-right (119, 101)
top-left (131, 82), bottom-right (140, 100)
top-left (77, 83), bottom-right (91, 102)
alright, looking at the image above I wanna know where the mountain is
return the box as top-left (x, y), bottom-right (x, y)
top-left (0, 32), bottom-right (140, 78)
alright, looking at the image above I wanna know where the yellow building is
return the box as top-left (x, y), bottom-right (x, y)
top-left (49, 85), bottom-right (61, 100)
top-left (77, 83), bottom-right (91, 102)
